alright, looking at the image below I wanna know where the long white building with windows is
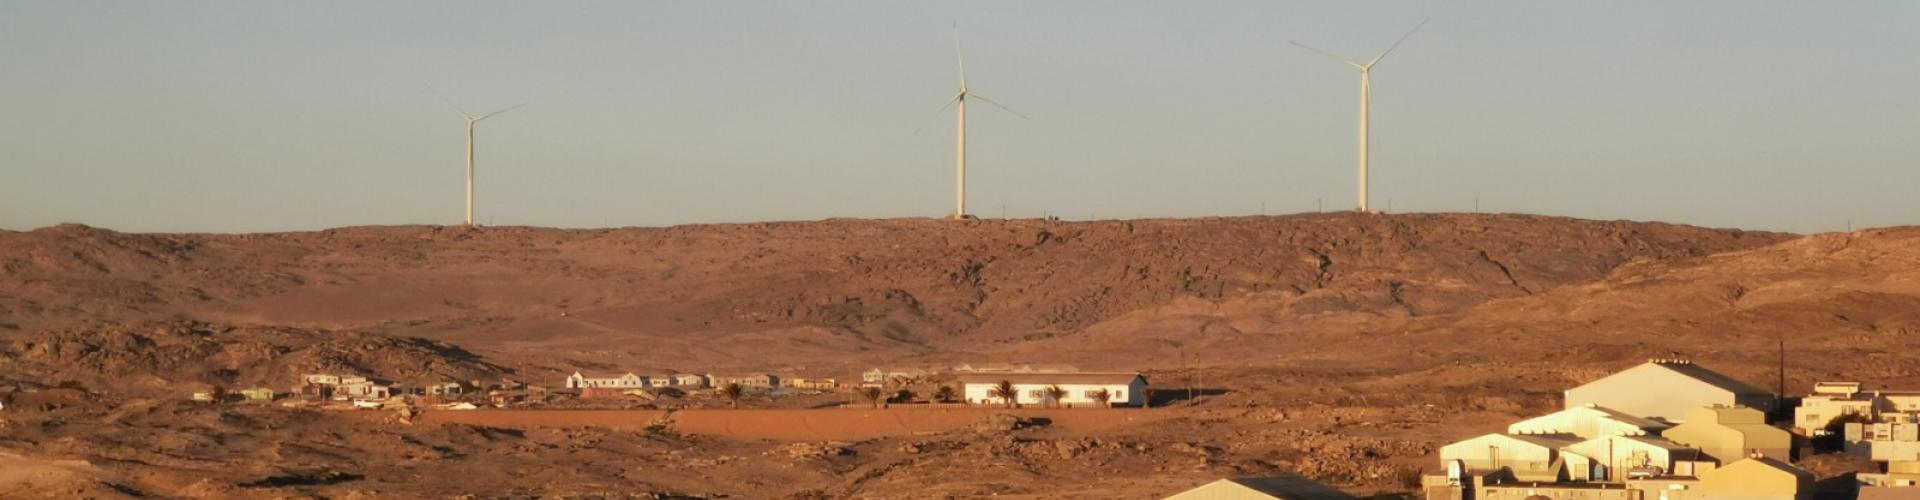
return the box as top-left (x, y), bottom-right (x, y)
top-left (564, 372), bottom-right (647, 389)
top-left (957, 372), bottom-right (1147, 408)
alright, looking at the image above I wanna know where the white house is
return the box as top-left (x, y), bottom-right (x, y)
top-left (958, 372), bottom-right (1147, 407)
top-left (302, 374), bottom-right (343, 386)
top-left (671, 373), bottom-right (708, 388)
top-left (565, 372), bottom-right (646, 389)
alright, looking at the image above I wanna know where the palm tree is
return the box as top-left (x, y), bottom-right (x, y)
top-left (720, 383), bottom-right (745, 409)
top-left (1090, 388), bottom-right (1112, 408)
top-left (1042, 385), bottom-right (1068, 408)
top-left (893, 388), bottom-right (916, 405)
top-left (933, 385), bottom-right (957, 404)
top-left (859, 386), bottom-right (886, 409)
top-left (989, 380), bottom-right (1018, 408)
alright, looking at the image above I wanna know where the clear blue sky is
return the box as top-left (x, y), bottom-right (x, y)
top-left (2, 1), bottom-right (1915, 234)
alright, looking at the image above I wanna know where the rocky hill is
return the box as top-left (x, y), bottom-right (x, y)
top-left (0, 321), bottom-right (509, 394)
top-left (0, 214), bottom-right (1787, 371)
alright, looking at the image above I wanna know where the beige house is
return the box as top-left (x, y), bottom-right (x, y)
top-left (1795, 382), bottom-right (1920, 434)
top-left (1795, 382), bottom-right (1876, 434)
top-left (1844, 421), bottom-right (1920, 464)
top-left (1508, 404), bottom-right (1672, 439)
top-left (1565, 359), bottom-right (1775, 423)
top-left (784, 378), bottom-right (837, 390)
top-left (1664, 406), bottom-right (1792, 463)
top-left (1163, 476), bottom-right (1354, 500)
top-left (710, 373), bottom-right (780, 389)
top-left (671, 373), bottom-right (708, 388)
top-left (1695, 456), bottom-right (1814, 500)
top-left (1438, 433), bottom-right (1581, 482)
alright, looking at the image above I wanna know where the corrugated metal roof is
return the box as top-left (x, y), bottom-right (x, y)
top-left (955, 372), bottom-right (1145, 385)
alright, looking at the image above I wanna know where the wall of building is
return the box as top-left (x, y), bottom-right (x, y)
top-left (961, 381), bottom-right (1142, 407)
top-left (1566, 365), bottom-right (1747, 423)
top-left (1438, 435), bottom-right (1558, 476)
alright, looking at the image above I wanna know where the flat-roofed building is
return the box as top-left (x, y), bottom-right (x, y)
top-left (564, 372), bottom-right (646, 389)
top-left (1565, 359), bottom-right (1775, 423)
top-left (957, 372), bottom-right (1146, 408)
top-left (1696, 456), bottom-right (1815, 500)
top-left (1664, 406), bottom-right (1792, 464)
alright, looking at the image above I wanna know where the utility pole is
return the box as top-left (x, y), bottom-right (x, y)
top-left (1777, 337), bottom-right (1787, 408)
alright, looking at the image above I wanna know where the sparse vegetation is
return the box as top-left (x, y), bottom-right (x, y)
top-left (1090, 388), bottom-right (1112, 408)
top-left (933, 385), bottom-right (957, 403)
top-left (720, 383), bottom-right (745, 408)
top-left (892, 388), bottom-right (915, 405)
top-left (859, 386), bottom-right (886, 408)
top-left (1042, 385), bottom-right (1067, 408)
top-left (990, 380), bottom-right (1018, 408)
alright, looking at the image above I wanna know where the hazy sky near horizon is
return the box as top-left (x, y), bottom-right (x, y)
top-left (2, 1), bottom-right (1916, 234)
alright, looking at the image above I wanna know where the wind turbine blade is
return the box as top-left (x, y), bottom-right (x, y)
top-left (952, 23), bottom-right (967, 87)
top-left (966, 92), bottom-right (1028, 120)
top-left (428, 85), bottom-right (476, 120)
top-left (475, 103), bottom-right (527, 121)
top-left (1366, 18), bottom-right (1431, 67)
top-left (911, 92), bottom-right (965, 136)
top-left (1290, 40), bottom-right (1367, 69)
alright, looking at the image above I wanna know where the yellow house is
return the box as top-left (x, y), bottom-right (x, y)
top-left (1696, 456), bottom-right (1814, 500)
top-left (1565, 359), bottom-right (1775, 423)
top-left (1663, 406), bottom-right (1792, 464)
top-left (1163, 476), bottom-right (1354, 500)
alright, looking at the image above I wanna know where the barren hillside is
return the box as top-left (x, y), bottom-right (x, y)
top-left (0, 214), bottom-right (1786, 374)
top-left (12, 215), bottom-right (1920, 498)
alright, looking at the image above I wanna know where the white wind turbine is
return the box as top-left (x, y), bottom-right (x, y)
top-left (937, 25), bottom-right (1026, 220)
top-left (435, 90), bottom-right (524, 226)
top-left (1290, 19), bottom-right (1428, 213)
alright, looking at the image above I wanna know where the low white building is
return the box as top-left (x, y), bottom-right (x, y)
top-left (671, 373), bottom-right (708, 388)
top-left (957, 372), bottom-right (1147, 407)
top-left (564, 372), bottom-right (646, 389)
top-left (302, 374), bottom-right (343, 386)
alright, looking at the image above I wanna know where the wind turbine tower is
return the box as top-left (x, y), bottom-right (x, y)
top-left (1290, 19), bottom-right (1428, 213)
top-left (939, 25), bottom-right (1025, 220)
top-left (437, 91), bottom-right (524, 227)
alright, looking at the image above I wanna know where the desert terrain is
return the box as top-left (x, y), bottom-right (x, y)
top-left (3, 213), bottom-right (1916, 498)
